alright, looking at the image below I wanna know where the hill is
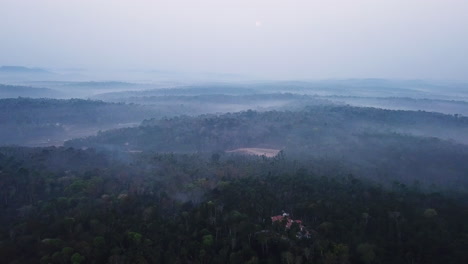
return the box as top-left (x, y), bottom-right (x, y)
top-left (0, 66), bottom-right (51, 74)
top-left (0, 98), bottom-right (156, 146)
top-left (65, 106), bottom-right (468, 190)
top-left (0, 84), bottom-right (61, 98)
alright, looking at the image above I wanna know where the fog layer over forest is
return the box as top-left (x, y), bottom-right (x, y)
top-left (1, 68), bottom-right (468, 263)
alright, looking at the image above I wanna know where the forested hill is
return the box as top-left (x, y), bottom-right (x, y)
top-left (0, 98), bottom-right (147, 124)
top-left (67, 106), bottom-right (468, 151)
top-left (0, 84), bottom-right (61, 98)
top-left (0, 98), bottom-right (154, 146)
top-left (65, 106), bottom-right (468, 190)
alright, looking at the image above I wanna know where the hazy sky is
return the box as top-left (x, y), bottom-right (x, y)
top-left (1, 0), bottom-right (468, 80)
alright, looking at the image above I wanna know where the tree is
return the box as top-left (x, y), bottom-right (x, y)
top-left (71, 253), bottom-right (85, 264)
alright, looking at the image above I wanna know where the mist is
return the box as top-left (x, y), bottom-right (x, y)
top-left (1, 0), bottom-right (468, 80)
top-left (2, 1), bottom-right (468, 263)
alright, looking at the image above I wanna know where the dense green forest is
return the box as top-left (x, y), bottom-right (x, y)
top-left (71, 105), bottom-right (468, 150)
top-left (0, 98), bottom-right (154, 146)
top-left (2, 0), bottom-right (468, 261)
top-left (0, 147), bottom-right (467, 263)
top-left (0, 98), bottom-right (149, 125)
top-left (1, 82), bottom-right (468, 263)
top-left (0, 96), bottom-right (328, 146)
top-left (66, 107), bottom-right (468, 191)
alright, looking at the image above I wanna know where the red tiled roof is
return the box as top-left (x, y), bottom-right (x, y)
top-left (271, 215), bottom-right (305, 230)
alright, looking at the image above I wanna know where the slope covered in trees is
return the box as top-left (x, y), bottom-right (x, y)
top-left (0, 98), bottom-right (156, 146)
top-left (0, 147), bottom-right (467, 263)
top-left (1, 82), bottom-right (468, 263)
top-left (66, 107), bottom-right (468, 190)
top-left (0, 84), bottom-right (61, 98)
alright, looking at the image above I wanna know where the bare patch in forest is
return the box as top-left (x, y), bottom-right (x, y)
top-left (226, 148), bottom-right (280, 157)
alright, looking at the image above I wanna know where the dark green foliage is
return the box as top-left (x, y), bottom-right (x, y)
top-left (66, 107), bottom-right (468, 190)
top-left (0, 98), bottom-right (152, 145)
top-left (0, 147), bottom-right (467, 263)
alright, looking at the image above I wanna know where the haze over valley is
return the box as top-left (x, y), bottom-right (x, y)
top-left (1, 1), bottom-right (468, 263)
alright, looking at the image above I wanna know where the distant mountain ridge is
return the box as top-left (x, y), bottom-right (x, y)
top-left (0, 66), bottom-right (51, 74)
top-left (0, 83), bottom-right (61, 98)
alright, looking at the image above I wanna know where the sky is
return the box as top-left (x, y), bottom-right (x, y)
top-left (1, 0), bottom-right (468, 80)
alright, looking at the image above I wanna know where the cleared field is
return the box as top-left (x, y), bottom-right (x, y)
top-left (226, 148), bottom-right (280, 157)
